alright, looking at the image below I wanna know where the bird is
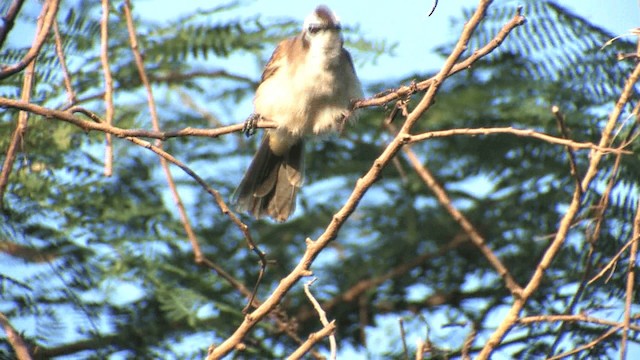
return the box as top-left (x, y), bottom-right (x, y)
top-left (232, 5), bottom-right (362, 222)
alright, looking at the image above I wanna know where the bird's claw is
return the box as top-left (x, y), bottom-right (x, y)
top-left (243, 113), bottom-right (260, 138)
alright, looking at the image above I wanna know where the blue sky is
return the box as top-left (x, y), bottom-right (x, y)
top-left (136, 0), bottom-right (640, 83)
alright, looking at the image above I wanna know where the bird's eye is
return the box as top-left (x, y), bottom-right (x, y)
top-left (308, 24), bottom-right (321, 34)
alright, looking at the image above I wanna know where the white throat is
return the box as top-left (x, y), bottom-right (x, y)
top-left (306, 31), bottom-right (343, 65)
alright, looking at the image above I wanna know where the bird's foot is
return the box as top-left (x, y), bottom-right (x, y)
top-left (243, 113), bottom-right (260, 138)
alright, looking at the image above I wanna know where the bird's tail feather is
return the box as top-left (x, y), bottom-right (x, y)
top-left (232, 134), bottom-right (304, 222)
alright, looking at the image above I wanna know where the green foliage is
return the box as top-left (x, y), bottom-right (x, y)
top-left (0, 0), bottom-right (638, 359)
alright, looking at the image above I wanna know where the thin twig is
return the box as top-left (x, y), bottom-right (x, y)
top-left (121, 3), bottom-right (270, 314)
top-left (286, 321), bottom-right (336, 360)
top-left (461, 327), bottom-right (476, 360)
top-left (519, 313), bottom-right (640, 332)
top-left (0, 98), bottom-right (274, 138)
top-left (100, 0), bottom-right (114, 176)
top-left (427, 0), bottom-right (438, 17)
top-left (620, 198), bottom-right (640, 359)
top-left (399, 318), bottom-right (409, 360)
top-left (408, 127), bottom-right (627, 154)
top-left (0, 312), bottom-right (31, 360)
top-left (242, 263), bottom-right (267, 314)
top-left (587, 236), bottom-right (638, 285)
top-left (0, 0), bottom-right (26, 49)
top-left (552, 105), bottom-right (583, 194)
top-left (543, 105), bottom-right (591, 357)
top-left (546, 325), bottom-right (621, 360)
top-left (303, 279), bottom-right (337, 359)
top-left (0, 0), bottom-right (59, 80)
top-left (52, 19), bottom-right (76, 104)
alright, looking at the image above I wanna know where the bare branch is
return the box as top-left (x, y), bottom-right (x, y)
top-left (286, 321), bottom-right (336, 360)
top-left (620, 197), bottom-right (640, 359)
top-left (587, 235), bottom-right (638, 285)
top-left (0, 98), bottom-right (276, 139)
top-left (461, 327), bottom-right (476, 360)
top-left (301, 279), bottom-right (337, 359)
top-left (400, 318), bottom-right (409, 360)
top-left (56, 104), bottom-right (320, 356)
top-left (519, 313), bottom-right (640, 332)
top-left (408, 127), bottom-right (628, 154)
top-left (0, 0), bottom-right (26, 49)
top-left (0, 0), bottom-right (59, 80)
top-left (0, 312), bottom-right (32, 360)
top-left (546, 325), bottom-right (621, 360)
top-left (100, 0), bottom-right (114, 176)
top-left (415, 339), bottom-right (426, 360)
top-left (123, 0), bottom-right (228, 267)
top-left (52, 20), bottom-right (76, 104)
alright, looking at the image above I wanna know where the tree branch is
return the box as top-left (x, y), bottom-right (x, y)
top-left (0, 0), bottom-right (59, 80)
top-left (547, 325), bottom-right (621, 360)
top-left (0, 312), bottom-right (32, 360)
top-left (100, 0), bottom-right (114, 176)
top-left (0, 0), bottom-right (26, 49)
top-left (620, 197), bottom-right (640, 359)
top-left (519, 313), bottom-right (640, 332)
top-left (52, 19), bottom-right (75, 104)
top-left (0, 98), bottom-right (276, 139)
top-left (285, 321), bottom-right (336, 360)
top-left (408, 126), bottom-right (627, 154)
top-left (300, 279), bottom-right (337, 359)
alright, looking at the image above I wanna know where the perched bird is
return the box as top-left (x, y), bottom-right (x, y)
top-left (232, 5), bottom-right (362, 222)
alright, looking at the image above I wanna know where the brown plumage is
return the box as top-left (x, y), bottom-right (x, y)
top-left (232, 6), bottom-right (362, 222)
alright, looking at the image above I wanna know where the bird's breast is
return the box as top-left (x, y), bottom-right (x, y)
top-left (254, 53), bottom-right (351, 137)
